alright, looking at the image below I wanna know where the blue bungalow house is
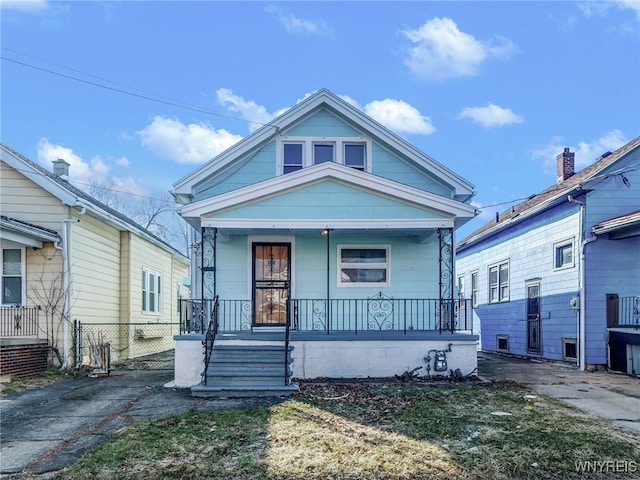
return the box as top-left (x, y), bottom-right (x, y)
top-left (172, 89), bottom-right (479, 396)
top-left (456, 136), bottom-right (640, 375)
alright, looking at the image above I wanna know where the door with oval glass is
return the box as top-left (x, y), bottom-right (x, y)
top-left (252, 243), bottom-right (290, 326)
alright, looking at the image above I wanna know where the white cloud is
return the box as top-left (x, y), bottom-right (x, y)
top-left (458, 103), bottom-right (524, 128)
top-left (580, 0), bottom-right (640, 21)
top-left (0, 0), bottom-right (49, 12)
top-left (265, 4), bottom-right (334, 37)
top-left (532, 130), bottom-right (629, 175)
top-left (402, 17), bottom-right (517, 81)
top-left (36, 138), bottom-right (146, 196)
top-left (138, 116), bottom-right (242, 164)
top-left (364, 98), bottom-right (435, 135)
top-left (215, 88), bottom-right (281, 132)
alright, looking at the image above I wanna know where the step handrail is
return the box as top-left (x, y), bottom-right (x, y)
top-left (284, 297), bottom-right (291, 385)
top-left (202, 295), bottom-right (220, 385)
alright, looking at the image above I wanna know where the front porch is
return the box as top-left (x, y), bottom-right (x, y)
top-left (173, 296), bottom-right (478, 390)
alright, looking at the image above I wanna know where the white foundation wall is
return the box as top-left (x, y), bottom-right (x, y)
top-left (172, 336), bottom-right (479, 387)
top-left (291, 340), bottom-right (478, 379)
top-left (172, 335), bottom-right (205, 388)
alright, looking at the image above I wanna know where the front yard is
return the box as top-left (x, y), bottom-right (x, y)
top-left (55, 381), bottom-right (640, 480)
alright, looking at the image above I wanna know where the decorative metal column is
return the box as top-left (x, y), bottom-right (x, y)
top-left (200, 227), bottom-right (217, 302)
top-left (438, 227), bottom-right (454, 332)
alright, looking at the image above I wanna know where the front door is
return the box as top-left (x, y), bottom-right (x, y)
top-left (527, 282), bottom-right (542, 353)
top-left (252, 243), bottom-right (290, 326)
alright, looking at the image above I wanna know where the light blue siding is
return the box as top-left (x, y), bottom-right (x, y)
top-left (193, 109), bottom-right (457, 202)
top-left (211, 180), bottom-right (450, 221)
top-left (193, 143), bottom-right (277, 201)
top-left (214, 234), bottom-right (441, 302)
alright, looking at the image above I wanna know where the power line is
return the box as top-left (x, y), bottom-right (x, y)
top-left (0, 53), bottom-right (270, 129)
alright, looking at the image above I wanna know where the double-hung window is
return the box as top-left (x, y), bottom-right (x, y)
top-left (2, 248), bottom-right (23, 305)
top-left (283, 143), bottom-right (303, 174)
top-left (338, 245), bottom-right (389, 287)
top-left (344, 143), bottom-right (366, 171)
top-left (554, 240), bottom-right (574, 269)
top-left (471, 270), bottom-right (479, 308)
top-left (142, 267), bottom-right (162, 314)
top-left (279, 137), bottom-right (371, 174)
top-left (488, 261), bottom-right (509, 303)
top-left (313, 142), bottom-right (334, 165)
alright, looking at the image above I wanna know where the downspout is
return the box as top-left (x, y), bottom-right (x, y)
top-left (567, 195), bottom-right (597, 371)
top-left (56, 207), bottom-right (84, 369)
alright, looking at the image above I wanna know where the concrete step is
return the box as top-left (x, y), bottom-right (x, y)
top-left (191, 383), bottom-right (299, 399)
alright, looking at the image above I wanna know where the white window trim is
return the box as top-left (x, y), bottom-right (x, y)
top-left (471, 270), bottom-right (479, 308)
top-left (488, 260), bottom-right (509, 303)
top-left (553, 238), bottom-right (575, 270)
top-left (337, 244), bottom-right (390, 288)
top-left (1, 246), bottom-right (25, 306)
top-left (277, 136), bottom-right (372, 174)
top-left (457, 274), bottom-right (465, 300)
top-left (142, 267), bottom-right (163, 315)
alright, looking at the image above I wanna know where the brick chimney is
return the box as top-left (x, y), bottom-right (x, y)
top-left (52, 159), bottom-right (70, 180)
top-left (556, 147), bottom-right (575, 183)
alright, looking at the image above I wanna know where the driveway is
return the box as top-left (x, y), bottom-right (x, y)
top-left (0, 368), bottom-right (279, 477)
top-left (478, 352), bottom-right (640, 434)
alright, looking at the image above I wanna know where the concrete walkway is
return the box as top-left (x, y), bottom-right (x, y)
top-left (478, 352), bottom-right (640, 434)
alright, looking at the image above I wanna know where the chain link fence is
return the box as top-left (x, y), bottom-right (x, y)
top-left (73, 321), bottom-right (179, 372)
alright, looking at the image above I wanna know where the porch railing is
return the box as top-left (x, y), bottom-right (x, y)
top-left (618, 296), bottom-right (640, 329)
top-left (180, 296), bottom-right (473, 335)
top-left (202, 296), bottom-right (220, 385)
top-left (0, 306), bottom-right (41, 337)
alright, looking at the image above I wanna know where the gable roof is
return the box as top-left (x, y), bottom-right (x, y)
top-left (458, 135), bottom-right (640, 249)
top-left (173, 88), bottom-right (475, 201)
top-left (0, 142), bottom-right (188, 261)
top-left (180, 161), bottom-right (477, 230)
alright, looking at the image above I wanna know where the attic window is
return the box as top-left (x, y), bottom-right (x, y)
top-left (278, 137), bottom-right (372, 174)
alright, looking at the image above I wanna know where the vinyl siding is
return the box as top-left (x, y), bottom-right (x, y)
top-left (0, 161), bottom-right (69, 231)
top-left (456, 203), bottom-right (582, 360)
top-left (68, 212), bottom-right (121, 324)
top-left (215, 234), bottom-right (441, 301)
top-left (191, 109), bottom-right (455, 202)
top-left (210, 180), bottom-right (450, 221)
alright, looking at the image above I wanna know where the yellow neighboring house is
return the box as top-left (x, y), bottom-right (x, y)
top-left (0, 142), bottom-right (189, 375)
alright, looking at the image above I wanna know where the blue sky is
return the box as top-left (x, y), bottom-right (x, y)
top-left (2, 0), bottom-right (639, 241)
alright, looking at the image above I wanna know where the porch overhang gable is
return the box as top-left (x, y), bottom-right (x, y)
top-left (173, 89), bottom-right (475, 200)
top-left (0, 216), bottom-right (60, 248)
top-left (180, 162), bottom-right (477, 225)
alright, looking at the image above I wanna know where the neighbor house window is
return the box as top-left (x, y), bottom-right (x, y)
top-left (554, 240), bottom-right (574, 269)
top-left (313, 142), bottom-right (335, 164)
top-left (338, 245), bottom-right (389, 287)
top-left (142, 268), bottom-right (162, 314)
top-left (2, 248), bottom-right (23, 305)
top-left (489, 261), bottom-right (509, 303)
top-left (344, 143), bottom-right (366, 171)
top-left (283, 143), bottom-right (303, 174)
top-left (471, 270), bottom-right (479, 308)
top-left (457, 274), bottom-right (465, 300)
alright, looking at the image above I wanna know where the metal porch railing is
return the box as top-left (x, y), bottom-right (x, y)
top-left (0, 306), bottom-right (41, 337)
top-left (180, 296), bottom-right (473, 335)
